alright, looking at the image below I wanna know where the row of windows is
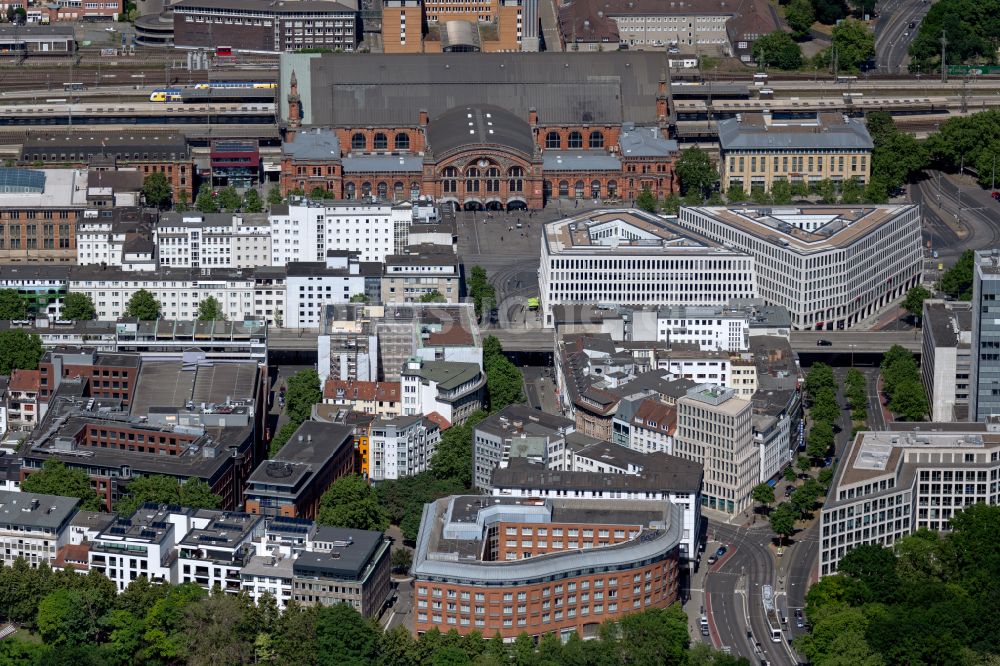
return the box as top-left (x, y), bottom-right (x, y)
top-left (545, 131), bottom-right (605, 150)
top-left (351, 132), bottom-right (410, 152)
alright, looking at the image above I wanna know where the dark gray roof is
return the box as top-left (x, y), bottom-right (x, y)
top-left (475, 404), bottom-right (574, 438)
top-left (542, 150), bottom-right (621, 172)
top-left (0, 490), bottom-right (78, 530)
top-left (717, 114), bottom-right (874, 151)
top-left (618, 124), bottom-right (679, 158)
top-left (282, 128), bottom-right (341, 161)
top-left (175, 0), bottom-right (355, 13)
top-left (293, 527), bottom-right (384, 579)
top-left (341, 155), bottom-right (423, 173)
top-left (292, 51), bottom-right (666, 127)
top-left (427, 105), bottom-right (534, 157)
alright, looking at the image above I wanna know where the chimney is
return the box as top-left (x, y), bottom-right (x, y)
top-left (418, 109), bottom-right (429, 126)
top-left (528, 107), bottom-right (538, 126)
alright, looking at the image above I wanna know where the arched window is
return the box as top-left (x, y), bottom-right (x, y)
top-left (361, 181), bottom-right (372, 197)
top-left (607, 180), bottom-right (618, 197)
top-left (394, 181), bottom-right (404, 200)
top-left (568, 131), bottom-right (583, 149)
top-left (485, 167), bottom-right (500, 193)
top-left (574, 180), bottom-right (585, 198)
top-left (442, 167), bottom-right (458, 193)
top-left (543, 180), bottom-right (552, 199)
top-left (466, 167), bottom-right (480, 193)
top-left (558, 180), bottom-right (569, 197)
top-left (508, 166), bottom-right (524, 193)
top-left (394, 133), bottom-right (410, 151)
top-left (377, 182), bottom-right (388, 198)
top-left (373, 133), bottom-right (388, 150)
top-left (589, 131), bottom-right (605, 149)
top-left (545, 132), bottom-right (561, 149)
top-left (345, 182), bottom-right (356, 199)
top-left (351, 133), bottom-right (366, 151)
top-left (591, 180), bottom-right (601, 197)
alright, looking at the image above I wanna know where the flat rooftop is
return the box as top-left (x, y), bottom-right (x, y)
top-left (247, 421), bottom-right (354, 490)
top-left (0, 169), bottom-right (88, 208)
top-left (493, 454), bottom-right (703, 494)
top-left (687, 205), bottom-right (916, 254)
top-left (130, 360), bottom-right (258, 417)
top-left (179, 511), bottom-right (262, 550)
top-left (543, 208), bottom-right (736, 256)
top-left (292, 526), bottom-right (384, 579)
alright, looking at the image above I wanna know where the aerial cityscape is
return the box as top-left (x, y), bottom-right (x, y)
top-left (0, 0), bottom-right (997, 663)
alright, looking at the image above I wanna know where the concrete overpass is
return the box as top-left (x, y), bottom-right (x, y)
top-left (268, 327), bottom-right (919, 355)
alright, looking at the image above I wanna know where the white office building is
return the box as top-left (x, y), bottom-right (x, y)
top-left (0, 491), bottom-right (79, 567)
top-left (269, 200), bottom-right (414, 266)
top-left (368, 415), bottom-right (441, 482)
top-left (76, 209), bottom-right (157, 271)
top-left (819, 423), bottom-right (1000, 577)
top-left (678, 205), bottom-right (923, 330)
top-left (69, 266), bottom-right (257, 321)
top-left (284, 253), bottom-right (380, 328)
top-left (176, 512), bottom-right (263, 594)
top-left (539, 209), bottom-right (757, 326)
top-left (156, 212), bottom-right (271, 269)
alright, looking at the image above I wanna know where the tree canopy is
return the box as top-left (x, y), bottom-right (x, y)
top-left (799, 504), bottom-right (1000, 665)
top-left (21, 461), bottom-right (102, 511)
top-left (635, 186), bottom-right (658, 213)
top-left (925, 110), bottom-right (1000, 177)
top-left (142, 172), bottom-right (171, 208)
top-left (753, 31), bottom-right (803, 70)
top-left (0, 288), bottom-right (27, 320)
top-left (195, 296), bottom-right (226, 321)
top-left (785, 0), bottom-right (815, 38)
top-left (62, 293), bottom-right (97, 321)
top-left (124, 289), bottom-right (161, 320)
top-left (243, 188), bottom-right (263, 213)
top-left (902, 285), bottom-right (932, 319)
top-left (316, 474), bottom-right (388, 532)
top-left (866, 112), bottom-right (928, 194)
top-left (217, 186), bottom-right (242, 212)
top-left (937, 249), bottom-right (975, 300)
top-left (881, 345), bottom-right (927, 421)
top-left (285, 370), bottom-right (322, 424)
top-left (483, 335), bottom-right (524, 412)
top-left (0, 329), bottom-right (44, 375)
top-left (195, 184), bottom-right (218, 214)
top-left (826, 19), bottom-right (875, 72)
top-left (419, 290), bottom-right (447, 303)
top-left (908, 0), bottom-right (1000, 71)
top-left (466, 266), bottom-right (496, 318)
top-left (114, 476), bottom-right (221, 517)
top-left (675, 147), bottom-right (717, 199)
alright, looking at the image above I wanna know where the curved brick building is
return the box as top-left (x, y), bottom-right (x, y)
top-left (410, 495), bottom-right (683, 640)
top-left (278, 52), bottom-right (679, 210)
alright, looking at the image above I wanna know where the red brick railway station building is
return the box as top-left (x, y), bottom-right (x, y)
top-left (278, 51), bottom-right (679, 210)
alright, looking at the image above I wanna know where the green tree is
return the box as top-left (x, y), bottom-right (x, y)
top-left (430, 412), bottom-right (487, 489)
top-left (937, 249), bottom-right (974, 300)
top-left (815, 178), bottom-right (837, 203)
top-left (243, 188), bottom-right (263, 213)
top-left (391, 547), bottom-right (413, 573)
top-left (36, 589), bottom-right (93, 647)
top-left (178, 478), bottom-right (221, 510)
top-left (812, 0), bottom-right (848, 24)
top-left (0, 329), bottom-right (44, 375)
top-left (0, 288), bottom-right (27, 320)
top-left (867, 112), bottom-right (928, 191)
top-left (807, 420), bottom-right (835, 462)
top-left (750, 187), bottom-right (773, 205)
top-left (783, 466), bottom-right (797, 483)
top-left (349, 293), bottom-right (369, 303)
top-left (174, 190), bottom-right (190, 213)
top-left (771, 178), bottom-right (793, 205)
top-left (114, 475), bottom-right (221, 516)
top-left (753, 31), bottom-right (804, 70)
top-left (483, 335), bottom-right (524, 412)
top-left (142, 172), bottom-right (171, 208)
top-left (316, 603), bottom-right (378, 666)
top-left (796, 454), bottom-right (812, 473)
top-left (61, 293), bottom-right (96, 320)
top-left (269, 421), bottom-right (299, 457)
top-left (181, 593), bottom-right (256, 666)
top-left (285, 369), bottom-right (322, 424)
top-left (661, 193), bottom-right (681, 214)
top-left (751, 482), bottom-right (776, 513)
top-left (21, 461), bottom-right (102, 511)
top-left (889, 378), bottom-right (928, 421)
top-left (217, 186), bottom-right (242, 212)
top-left (267, 186), bottom-right (284, 206)
top-left (419, 290), bottom-right (446, 303)
top-left (613, 604), bottom-right (690, 665)
top-left (635, 186), bottom-right (658, 212)
top-left (124, 289), bottom-right (161, 320)
top-left (141, 583), bottom-right (206, 663)
top-left (810, 387), bottom-right (842, 424)
top-left (837, 543), bottom-right (900, 603)
top-left (863, 177), bottom-right (889, 204)
top-left (195, 296), bottom-right (226, 321)
top-left (376, 471), bottom-right (464, 540)
top-left (769, 502), bottom-right (797, 545)
top-left (466, 265), bottom-right (497, 318)
top-left (725, 185), bottom-right (747, 203)
top-left (902, 285), bottom-right (932, 320)
top-left (195, 184), bottom-right (218, 214)
top-left (675, 146), bottom-right (717, 198)
top-left (310, 187), bottom-right (330, 200)
top-left (840, 177), bottom-right (863, 204)
top-left (317, 474), bottom-right (388, 531)
top-left (785, 0), bottom-right (815, 37)
top-left (829, 19), bottom-right (875, 72)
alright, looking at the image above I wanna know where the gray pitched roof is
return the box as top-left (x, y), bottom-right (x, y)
top-left (542, 150), bottom-right (621, 172)
top-left (283, 128), bottom-right (341, 160)
top-left (717, 114), bottom-right (874, 151)
top-left (427, 105), bottom-right (534, 157)
top-left (341, 154), bottom-right (423, 173)
top-left (286, 51), bottom-right (667, 127)
top-left (618, 124), bottom-right (679, 157)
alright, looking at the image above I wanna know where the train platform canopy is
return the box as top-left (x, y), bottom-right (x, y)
top-left (280, 51), bottom-right (668, 128)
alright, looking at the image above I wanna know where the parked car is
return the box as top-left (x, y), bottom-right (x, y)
top-left (707, 555), bottom-right (717, 565)
top-left (816, 339), bottom-right (833, 346)
top-left (795, 609), bottom-right (805, 628)
top-left (715, 546), bottom-right (728, 558)
top-left (784, 485), bottom-right (795, 497)
top-left (991, 191), bottom-right (1000, 200)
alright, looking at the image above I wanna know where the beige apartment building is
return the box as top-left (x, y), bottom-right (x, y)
top-left (673, 384), bottom-right (755, 514)
top-left (717, 112), bottom-right (873, 193)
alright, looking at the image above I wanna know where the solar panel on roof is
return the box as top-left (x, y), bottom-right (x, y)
top-left (0, 167), bottom-right (45, 194)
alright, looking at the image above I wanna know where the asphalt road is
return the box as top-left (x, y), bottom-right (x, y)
top-left (874, 0), bottom-right (931, 74)
top-left (705, 522), bottom-right (796, 666)
top-left (913, 170), bottom-right (1000, 265)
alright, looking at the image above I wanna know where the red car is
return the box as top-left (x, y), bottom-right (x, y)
top-left (992, 191), bottom-right (1000, 200)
